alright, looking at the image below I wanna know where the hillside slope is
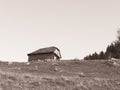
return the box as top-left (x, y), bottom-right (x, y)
top-left (0, 60), bottom-right (120, 90)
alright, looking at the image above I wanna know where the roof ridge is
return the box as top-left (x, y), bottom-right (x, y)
top-left (28, 46), bottom-right (59, 55)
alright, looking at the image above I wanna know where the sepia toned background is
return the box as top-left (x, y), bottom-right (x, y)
top-left (0, 0), bottom-right (119, 61)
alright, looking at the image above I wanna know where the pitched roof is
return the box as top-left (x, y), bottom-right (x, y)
top-left (28, 46), bottom-right (60, 55)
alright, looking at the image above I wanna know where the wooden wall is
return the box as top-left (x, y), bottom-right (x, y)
top-left (28, 53), bottom-right (57, 62)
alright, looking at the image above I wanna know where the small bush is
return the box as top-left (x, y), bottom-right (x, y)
top-left (8, 76), bottom-right (17, 81)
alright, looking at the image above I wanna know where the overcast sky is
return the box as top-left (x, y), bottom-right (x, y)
top-left (0, 0), bottom-right (120, 62)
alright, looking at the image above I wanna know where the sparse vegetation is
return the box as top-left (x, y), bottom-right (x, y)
top-left (0, 60), bottom-right (120, 90)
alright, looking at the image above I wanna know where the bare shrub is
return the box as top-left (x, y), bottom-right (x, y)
top-left (78, 72), bottom-right (86, 77)
top-left (29, 81), bottom-right (40, 87)
top-left (54, 66), bottom-right (59, 72)
top-left (24, 75), bottom-right (31, 79)
top-left (8, 76), bottom-right (17, 81)
top-left (74, 58), bottom-right (80, 61)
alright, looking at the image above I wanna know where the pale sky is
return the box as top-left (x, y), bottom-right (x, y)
top-left (0, 0), bottom-right (120, 62)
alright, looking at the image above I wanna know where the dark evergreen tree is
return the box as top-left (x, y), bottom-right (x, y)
top-left (84, 30), bottom-right (120, 60)
top-left (99, 51), bottom-right (104, 59)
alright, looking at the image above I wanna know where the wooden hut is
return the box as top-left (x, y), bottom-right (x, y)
top-left (27, 46), bottom-right (62, 62)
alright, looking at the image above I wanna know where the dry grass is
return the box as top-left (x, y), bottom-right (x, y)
top-left (0, 60), bottom-right (120, 90)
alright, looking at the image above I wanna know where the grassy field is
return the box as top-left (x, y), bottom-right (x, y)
top-left (0, 60), bottom-right (120, 90)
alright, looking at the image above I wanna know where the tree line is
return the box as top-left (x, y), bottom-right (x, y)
top-left (84, 30), bottom-right (120, 60)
